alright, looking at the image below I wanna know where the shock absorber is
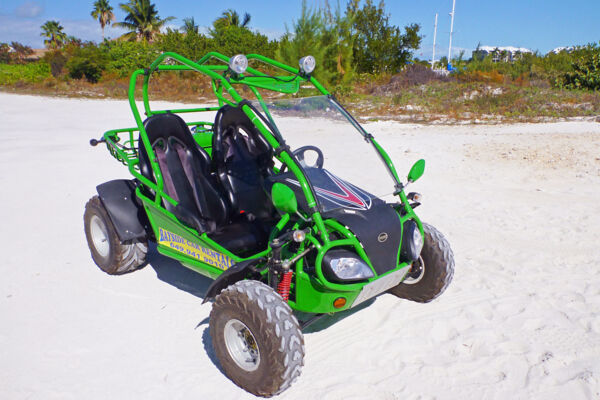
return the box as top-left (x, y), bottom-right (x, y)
top-left (277, 260), bottom-right (293, 302)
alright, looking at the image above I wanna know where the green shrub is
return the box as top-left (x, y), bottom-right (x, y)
top-left (102, 41), bottom-right (160, 77)
top-left (0, 62), bottom-right (51, 84)
top-left (42, 50), bottom-right (67, 77)
top-left (560, 44), bottom-right (600, 90)
top-left (66, 44), bottom-right (108, 83)
top-left (156, 29), bottom-right (211, 61)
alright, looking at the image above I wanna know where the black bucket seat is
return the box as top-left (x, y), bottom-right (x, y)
top-left (212, 105), bottom-right (275, 221)
top-left (138, 113), bottom-right (266, 254)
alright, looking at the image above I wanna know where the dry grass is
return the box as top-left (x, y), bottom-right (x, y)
top-left (2, 70), bottom-right (599, 124)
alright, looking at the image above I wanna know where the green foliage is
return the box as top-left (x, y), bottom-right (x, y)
top-left (460, 43), bottom-right (600, 91)
top-left (115, 0), bottom-right (174, 42)
top-left (66, 44), bottom-right (108, 83)
top-left (211, 25), bottom-right (277, 59)
top-left (0, 62), bottom-right (51, 84)
top-left (0, 43), bottom-right (10, 63)
top-left (181, 17), bottom-right (199, 34)
top-left (42, 50), bottom-right (68, 77)
top-left (0, 42), bottom-right (33, 64)
top-left (560, 44), bottom-right (600, 90)
top-left (278, 0), bottom-right (420, 84)
top-left (91, 0), bottom-right (116, 40)
top-left (212, 9), bottom-right (251, 33)
top-left (348, 0), bottom-right (421, 74)
top-left (277, 2), bottom-right (339, 86)
top-left (102, 40), bottom-right (160, 76)
top-left (40, 20), bottom-right (67, 49)
top-left (321, 2), bottom-right (355, 84)
top-left (157, 29), bottom-right (211, 61)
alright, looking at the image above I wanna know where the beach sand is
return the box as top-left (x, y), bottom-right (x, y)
top-left (1, 93), bottom-right (599, 399)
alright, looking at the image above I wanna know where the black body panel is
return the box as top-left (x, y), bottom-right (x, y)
top-left (96, 179), bottom-right (148, 241)
top-left (202, 258), bottom-right (263, 303)
top-left (266, 168), bottom-right (376, 213)
top-left (267, 168), bottom-right (402, 275)
top-left (324, 203), bottom-right (402, 276)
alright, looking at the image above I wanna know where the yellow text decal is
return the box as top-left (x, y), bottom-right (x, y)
top-left (158, 227), bottom-right (233, 270)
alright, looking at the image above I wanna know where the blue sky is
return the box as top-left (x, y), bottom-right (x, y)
top-left (0, 0), bottom-right (598, 58)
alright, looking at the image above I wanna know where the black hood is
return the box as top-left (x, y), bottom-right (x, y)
top-left (267, 168), bottom-right (402, 275)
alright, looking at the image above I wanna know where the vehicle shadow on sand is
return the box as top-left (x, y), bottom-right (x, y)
top-left (146, 242), bottom-right (213, 300)
top-left (145, 242), bottom-right (377, 370)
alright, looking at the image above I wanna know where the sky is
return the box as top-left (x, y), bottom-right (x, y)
top-left (0, 0), bottom-right (598, 59)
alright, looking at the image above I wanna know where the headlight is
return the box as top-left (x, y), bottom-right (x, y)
top-left (400, 220), bottom-right (424, 262)
top-left (322, 249), bottom-right (374, 283)
top-left (229, 54), bottom-right (248, 74)
top-left (299, 55), bottom-right (316, 74)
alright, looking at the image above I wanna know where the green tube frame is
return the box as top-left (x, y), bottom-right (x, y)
top-left (100, 51), bottom-right (422, 314)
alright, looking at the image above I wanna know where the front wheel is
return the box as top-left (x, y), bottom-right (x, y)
top-left (389, 222), bottom-right (454, 303)
top-left (210, 280), bottom-right (304, 397)
top-left (83, 195), bottom-right (148, 275)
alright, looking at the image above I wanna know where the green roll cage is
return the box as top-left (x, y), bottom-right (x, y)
top-left (100, 51), bottom-right (423, 313)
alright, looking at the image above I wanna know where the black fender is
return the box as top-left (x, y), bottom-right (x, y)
top-left (96, 179), bottom-right (149, 242)
top-left (202, 258), bottom-right (265, 303)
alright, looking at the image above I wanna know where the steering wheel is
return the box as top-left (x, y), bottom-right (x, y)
top-left (280, 145), bottom-right (324, 173)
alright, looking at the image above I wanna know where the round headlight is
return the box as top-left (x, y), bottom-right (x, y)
top-left (299, 55), bottom-right (316, 74)
top-left (229, 54), bottom-right (248, 74)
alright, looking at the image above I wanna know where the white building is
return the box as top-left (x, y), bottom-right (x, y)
top-left (473, 46), bottom-right (533, 62)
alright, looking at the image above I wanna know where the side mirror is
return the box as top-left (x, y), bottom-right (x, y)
top-left (271, 183), bottom-right (298, 214)
top-left (408, 159), bottom-right (425, 183)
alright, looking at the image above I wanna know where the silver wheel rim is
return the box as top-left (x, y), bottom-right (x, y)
top-left (90, 215), bottom-right (110, 258)
top-left (223, 319), bottom-right (260, 372)
top-left (404, 256), bottom-right (425, 285)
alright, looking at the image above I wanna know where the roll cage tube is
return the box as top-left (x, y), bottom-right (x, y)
top-left (124, 51), bottom-right (332, 243)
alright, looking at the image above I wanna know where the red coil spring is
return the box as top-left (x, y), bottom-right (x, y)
top-left (277, 271), bottom-right (293, 301)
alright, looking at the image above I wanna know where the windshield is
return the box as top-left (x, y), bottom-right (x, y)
top-left (254, 95), bottom-right (397, 212)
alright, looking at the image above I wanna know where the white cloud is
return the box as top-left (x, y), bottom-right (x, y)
top-left (0, 16), bottom-right (41, 46)
top-left (15, 1), bottom-right (43, 18)
top-left (0, 16), bottom-right (127, 47)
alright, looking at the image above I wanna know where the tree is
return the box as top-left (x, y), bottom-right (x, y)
top-left (321, 1), bottom-right (355, 84)
top-left (348, 0), bottom-right (421, 74)
top-left (9, 42), bottom-right (34, 63)
top-left (114, 0), bottom-right (174, 42)
top-left (91, 0), bottom-right (116, 41)
top-left (213, 9), bottom-right (251, 30)
top-left (211, 25), bottom-right (277, 59)
top-left (181, 17), bottom-right (199, 34)
top-left (278, 2), bottom-right (333, 84)
top-left (40, 20), bottom-right (67, 49)
top-left (157, 28), bottom-right (211, 61)
top-left (561, 43), bottom-right (600, 90)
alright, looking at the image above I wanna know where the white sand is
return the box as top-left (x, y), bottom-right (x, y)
top-left (1, 93), bottom-right (599, 399)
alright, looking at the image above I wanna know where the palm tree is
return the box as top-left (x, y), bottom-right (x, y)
top-left (91, 0), bottom-right (116, 41)
top-left (40, 20), bottom-right (67, 49)
top-left (181, 17), bottom-right (198, 34)
top-left (213, 9), bottom-right (251, 29)
top-left (114, 0), bottom-right (174, 42)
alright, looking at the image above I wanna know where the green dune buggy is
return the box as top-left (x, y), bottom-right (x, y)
top-left (84, 51), bottom-right (454, 397)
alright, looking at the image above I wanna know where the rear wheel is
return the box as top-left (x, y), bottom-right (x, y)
top-left (84, 196), bottom-right (147, 274)
top-left (210, 280), bottom-right (304, 397)
top-left (389, 222), bottom-right (454, 303)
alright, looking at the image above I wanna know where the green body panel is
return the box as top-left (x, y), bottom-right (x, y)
top-left (98, 50), bottom-right (425, 315)
top-left (271, 183), bottom-right (298, 214)
top-left (292, 271), bottom-right (361, 313)
top-left (193, 131), bottom-right (213, 155)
